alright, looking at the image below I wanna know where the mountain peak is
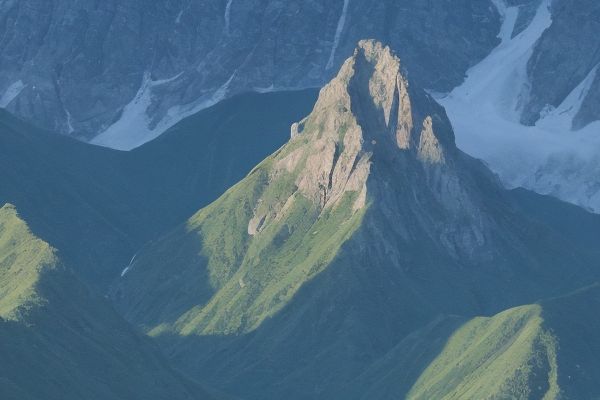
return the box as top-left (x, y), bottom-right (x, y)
top-left (300, 39), bottom-right (454, 155)
top-left (284, 40), bottom-right (453, 211)
top-left (114, 40), bottom-right (488, 337)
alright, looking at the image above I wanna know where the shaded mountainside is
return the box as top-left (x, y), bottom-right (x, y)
top-left (112, 41), bottom-right (600, 399)
top-left (0, 89), bottom-right (316, 290)
top-left (0, 204), bottom-right (221, 400)
top-left (354, 284), bottom-right (600, 399)
top-left (0, 0), bottom-right (500, 147)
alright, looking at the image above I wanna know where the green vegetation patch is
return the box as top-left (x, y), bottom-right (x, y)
top-left (172, 167), bottom-right (365, 335)
top-left (0, 204), bottom-right (58, 319)
top-left (407, 305), bottom-right (560, 400)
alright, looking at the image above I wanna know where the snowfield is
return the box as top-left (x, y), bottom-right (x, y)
top-left (91, 71), bottom-right (230, 151)
top-left (437, 0), bottom-right (600, 213)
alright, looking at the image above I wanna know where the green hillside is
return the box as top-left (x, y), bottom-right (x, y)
top-left (0, 204), bottom-right (222, 400)
top-left (358, 284), bottom-right (600, 400)
top-left (0, 89), bottom-right (317, 290)
top-left (0, 203), bottom-right (58, 318)
top-left (407, 305), bottom-right (559, 399)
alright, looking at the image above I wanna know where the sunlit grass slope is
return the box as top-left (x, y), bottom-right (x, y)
top-left (358, 284), bottom-right (600, 400)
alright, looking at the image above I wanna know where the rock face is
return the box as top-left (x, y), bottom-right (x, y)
top-left (112, 40), bottom-right (600, 399)
top-left (0, 0), bottom-right (500, 148)
top-left (522, 0), bottom-right (600, 129)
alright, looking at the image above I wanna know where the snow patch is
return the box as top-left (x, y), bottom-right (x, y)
top-left (93, 69), bottom-right (236, 151)
top-left (326, 0), bottom-right (350, 70)
top-left (91, 72), bottom-right (183, 150)
top-left (224, 0), bottom-right (234, 34)
top-left (175, 9), bottom-right (184, 24)
top-left (253, 84), bottom-right (276, 94)
top-left (438, 0), bottom-right (600, 213)
top-left (538, 64), bottom-right (598, 131)
top-left (65, 109), bottom-right (75, 134)
top-left (121, 253), bottom-right (138, 277)
top-left (152, 70), bottom-right (237, 141)
top-left (0, 80), bottom-right (25, 108)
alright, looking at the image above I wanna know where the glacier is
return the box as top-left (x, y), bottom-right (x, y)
top-left (90, 71), bottom-right (233, 151)
top-left (438, 0), bottom-right (600, 213)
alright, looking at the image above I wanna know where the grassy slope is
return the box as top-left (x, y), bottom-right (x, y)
top-left (0, 204), bottom-right (223, 400)
top-left (407, 305), bottom-right (559, 399)
top-left (352, 284), bottom-right (600, 400)
top-left (172, 176), bottom-right (600, 400)
top-left (0, 89), bottom-right (318, 290)
top-left (0, 203), bottom-right (57, 318)
top-left (408, 286), bottom-right (600, 400)
top-left (115, 114), bottom-right (367, 336)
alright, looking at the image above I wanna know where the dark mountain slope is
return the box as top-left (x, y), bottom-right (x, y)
top-left (113, 41), bottom-right (600, 399)
top-left (0, 204), bottom-right (222, 400)
top-left (0, 89), bottom-right (317, 290)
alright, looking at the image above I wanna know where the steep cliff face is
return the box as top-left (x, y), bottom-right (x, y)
top-left (0, 0), bottom-right (500, 148)
top-left (112, 40), bottom-right (600, 399)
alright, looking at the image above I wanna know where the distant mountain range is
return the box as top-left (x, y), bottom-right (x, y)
top-left (0, 0), bottom-right (499, 147)
top-left (1, 0), bottom-right (598, 212)
top-left (439, 0), bottom-right (600, 213)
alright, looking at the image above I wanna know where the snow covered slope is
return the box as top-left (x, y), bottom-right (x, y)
top-left (91, 72), bottom-right (230, 150)
top-left (438, 0), bottom-right (600, 213)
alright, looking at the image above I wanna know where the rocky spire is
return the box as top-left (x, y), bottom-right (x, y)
top-left (277, 40), bottom-right (453, 212)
